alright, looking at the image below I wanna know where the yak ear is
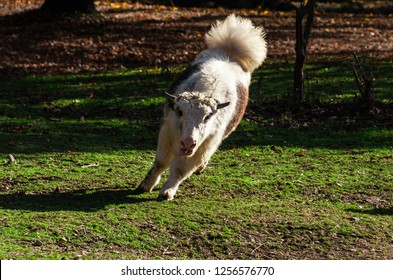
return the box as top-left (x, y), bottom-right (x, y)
top-left (217, 102), bottom-right (230, 110)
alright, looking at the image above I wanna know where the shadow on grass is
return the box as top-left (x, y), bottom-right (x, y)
top-left (2, 120), bottom-right (393, 155)
top-left (0, 189), bottom-right (155, 212)
top-left (347, 207), bottom-right (393, 216)
top-left (0, 121), bottom-right (159, 153)
top-left (0, 69), bottom-right (168, 154)
top-left (1, 60), bottom-right (392, 154)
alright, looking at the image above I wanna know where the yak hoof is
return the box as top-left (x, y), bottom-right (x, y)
top-left (157, 191), bottom-right (174, 201)
top-left (133, 182), bottom-right (149, 195)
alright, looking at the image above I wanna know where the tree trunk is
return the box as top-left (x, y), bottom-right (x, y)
top-left (292, 0), bottom-right (317, 110)
top-left (293, 6), bottom-right (306, 108)
top-left (41, 0), bottom-right (96, 13)
top-left (352, 52), bottom-right (375, 110)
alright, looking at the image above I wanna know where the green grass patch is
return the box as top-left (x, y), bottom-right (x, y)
top-left (251, 58), bottom-right (393, 103)
top-left (1, 61), bottom-right (392, 259)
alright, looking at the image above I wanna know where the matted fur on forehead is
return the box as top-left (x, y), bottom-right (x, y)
top-left (177, 92), bottom-right (218, 111)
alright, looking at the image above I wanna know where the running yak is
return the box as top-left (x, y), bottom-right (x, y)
top-left (135, 14), bottom-right (267, 201)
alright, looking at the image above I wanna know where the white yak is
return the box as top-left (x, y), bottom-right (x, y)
top-left (135, 14), bottom-right (267, 200)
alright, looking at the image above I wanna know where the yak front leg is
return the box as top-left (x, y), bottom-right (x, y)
top-left (157, 155), bottom-right (204, 201)
top-left (135, 160), bottom-right (169, 194)
top-left (135, 124), bottom-right (174, 194)
top-left (157, 136), bottom-right (222, 200)
top-left (157, 167), bottom-right (189, 201)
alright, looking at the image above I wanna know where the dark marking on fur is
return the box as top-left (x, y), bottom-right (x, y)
top-left (167, 63), bottom-right (202, 94)
top-left (224, 84), bottom-right (249, 138)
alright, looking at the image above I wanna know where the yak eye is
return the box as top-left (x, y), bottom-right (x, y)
top-left (204, 113), bottom-right (214, 123)
top-left (176, 109), bottom-right (183, 117)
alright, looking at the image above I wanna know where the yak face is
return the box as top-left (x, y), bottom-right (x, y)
top-left (166, 92), bottom-right (230, 157)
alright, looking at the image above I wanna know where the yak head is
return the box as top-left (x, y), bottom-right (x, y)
top-left (166, 92), bottom-right (230, 157)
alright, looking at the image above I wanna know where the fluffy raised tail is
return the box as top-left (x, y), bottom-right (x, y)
top-left (205, 14), bottom-right (267, 72)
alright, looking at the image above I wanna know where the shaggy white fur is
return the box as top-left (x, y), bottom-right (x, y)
top-left (135, 14), bottom-right (267, 201)
top-left (205, 14), bottom-right (267, 72)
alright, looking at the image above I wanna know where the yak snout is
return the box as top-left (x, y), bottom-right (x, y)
top-left (180, 137), bottom-right (196, 156)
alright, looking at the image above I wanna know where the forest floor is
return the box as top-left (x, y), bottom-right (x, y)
top-left (0, 0), bottom-right (392, 77)
top-left (1, 0), bottom-right (392, 126)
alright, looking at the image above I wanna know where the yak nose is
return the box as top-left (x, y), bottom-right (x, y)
top-left (181, 138), bottom-right (196, 150)
top-left (180, 138), bottom-right (196, 156)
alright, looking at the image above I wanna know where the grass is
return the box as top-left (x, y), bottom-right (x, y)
top-left (250, 58), bottom-right (393, 103)
top-left (1, 60), bottom-right (392, 259)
